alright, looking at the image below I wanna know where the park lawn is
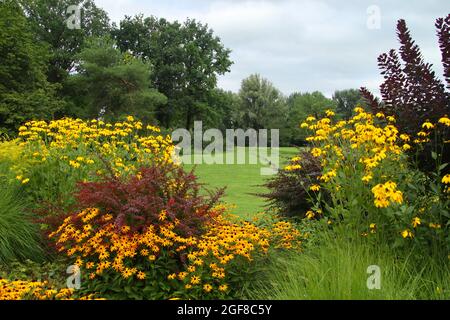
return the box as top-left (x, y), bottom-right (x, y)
top-left (183, 147), bottom-right (298, 217)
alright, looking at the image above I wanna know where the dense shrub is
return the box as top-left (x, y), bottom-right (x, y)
top-left (261, 150), bottom-right (323, 217)
top-left (279, 108), bottom-right (449, 257)
top-left (4, 117), bottom-right (174, 210)
top-left (75, 165), bottom-right (223, 237)
top-left (49, 168), bottom-right (305, 299)
top-left (361, 15), bottom-right (450, 171)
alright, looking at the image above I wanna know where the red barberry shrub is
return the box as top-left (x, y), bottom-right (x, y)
top-left (74, 163), bottom-right (224, 237)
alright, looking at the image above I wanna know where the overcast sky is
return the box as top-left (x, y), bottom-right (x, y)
top-left (95, 0), bottom-right (448, 97)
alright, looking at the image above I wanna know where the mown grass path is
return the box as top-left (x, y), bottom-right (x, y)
top-left (184, 147), bottom-right (298, 217)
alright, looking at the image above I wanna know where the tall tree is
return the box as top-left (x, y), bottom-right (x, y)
top-left (65, 36), bottom-right (167, 122)
top-left (20, 0), bottom-right (110, 84)
top-left (113, 15), bottom-right (232, 129)
top-left (236, 74), bottom-right (287, 129)
top-left (0, 0), bottom-right (61, 135)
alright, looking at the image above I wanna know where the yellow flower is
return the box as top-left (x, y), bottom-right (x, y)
top-left (402, 144), bottom-right (411, 151)
top-left (158, 210), bottom-right (167, 221)
top-left (399, 134), bottom-right (410, 141)
top-left (193, 258), bottom-right (203, 266)
top-left (137, 271), bottom-right (146, 280)
top-left (69, 160), bottom-right (80, 169)
top-left (218, 284), bottom-right (228, 292)
top-left (305, 210), bottom-right (315, 219)
top-left (401, 229), bottom-right (413, 239)
top-left (412, 217), bottom-right (421, 228)
top-left (187, 265), bottom-right (196, 273)
top-left (21, 178), bottom-right (30, 184)
top-left (311, 148), bottom-right (323, 157)
top-left (167, 273), bottom-right (177, 280)
top-left (284, 164), bottom-right (302, 171)
top-left (362, 174), bottom-right (373, 183)
top-left (203, 284), bottom-right (213, 293)
top-left (190, 275), bottom-right (201, 285)
top-left (325, 109), bottom-right (335, 117)
top-left (422, 121), bottom-right (434, 129)
top-left (309, 184), bottom-right (320, 191)
top-left (438, 116), bottom-right (450, 126)
top-left (372, 181), bottom-right (403, 208)
top-left (386, 116), bottom-right (396, 122)
top-left (442, 174), bottom-right (450, 184)
top-left (417, 131), bottom-right (427, 137)
top-left (178, 272), bottom-right (188, 280)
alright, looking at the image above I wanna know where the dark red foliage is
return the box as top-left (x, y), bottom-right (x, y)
top-left (362, 17), bottom-right (450, 135)
top-left (360, 87), bottom-right (382, 113)
top-left (361, 15), bottom-right (450, 172)
top-left (75, 164), bottom-right (224, 237)
top-left (260, 150), bottom-right (325, 218)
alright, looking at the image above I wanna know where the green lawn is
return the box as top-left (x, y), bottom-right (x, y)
top-left (183, 147), bottom-right (298, 217)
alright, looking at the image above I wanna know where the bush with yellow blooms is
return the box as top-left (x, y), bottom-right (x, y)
top-left (280, 107), bottom-right (449, 256)
top-left (3, 117), bottom-right (174, 211)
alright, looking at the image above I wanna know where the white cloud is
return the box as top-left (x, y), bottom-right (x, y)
top-left (94, 0), bottom-right (449, 97)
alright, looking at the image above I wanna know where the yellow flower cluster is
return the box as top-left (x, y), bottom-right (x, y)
top-left (371, 181), bottom-right (404, 208)
top-left (12, 117), bottom-right (175, 182)
top-left (297, 108), bottom-right (411, 208)
top-left (50, 208), bottom-right (304, 296)
top-left (0, 279), bottom-right (98, 300)
top-left (50, 208), bottom-right (196, 281)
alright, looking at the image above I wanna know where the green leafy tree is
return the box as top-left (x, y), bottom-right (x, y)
top-left (236, 74), bottom-right (287, 129)
top-left (332, 89), bottom-right (365, 119)
top-left (0, 0), bottom-right (62, 135)
top-left (20, 0), bottom-right (110, 84)
top-left (234, 74), bottom-right (290, 145)
top-left (113, 15), bottom-right (233, 128)
top-left (66, 37), bottom-right (167, 122)
top-left (205, 88), bottom-right (240, 131)
top-left (286, 91), bottom-right (336, 145)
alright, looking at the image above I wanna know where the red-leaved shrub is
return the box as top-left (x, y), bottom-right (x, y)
top-left (75, 164), bottom-right (224, 237)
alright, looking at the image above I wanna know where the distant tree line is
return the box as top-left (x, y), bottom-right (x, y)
top-left (0, 0), bottom-right (366, 146)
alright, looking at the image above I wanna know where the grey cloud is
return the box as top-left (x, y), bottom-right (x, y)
top-left (96, 0), bottom-right (449, 97)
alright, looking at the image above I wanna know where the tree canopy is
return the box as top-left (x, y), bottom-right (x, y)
top-left (0, 0), bottom-right (62, 135)
top-left (113, 15), bottom-right (233, 129)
